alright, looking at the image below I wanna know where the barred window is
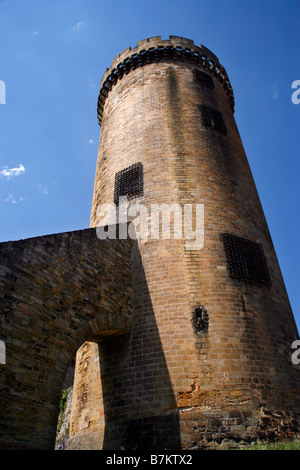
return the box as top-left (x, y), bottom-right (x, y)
top-left (199, 104), bottom-right (227, 135)
top-left (114, 162), bottom-right (144, 205)
top-left (193, 69), bottom-right (214, 89)
top-left (222, 233), bottom-right (272, 286)
top-left (192, 306), bottom-right (209, 333)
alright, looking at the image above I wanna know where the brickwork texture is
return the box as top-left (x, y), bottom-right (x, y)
top-left (0, 35), bottom-right (299, 450)
top-left (0, 228), bottom-right (132, 449)
top-left (70, 36), bottom-right (300, 449)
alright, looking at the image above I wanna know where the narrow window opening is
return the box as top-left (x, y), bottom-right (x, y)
top-left (192, 306), bottom-right (209, 333)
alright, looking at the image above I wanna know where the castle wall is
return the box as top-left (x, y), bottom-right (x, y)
top-left (0, 228), bottom-right (132, 449)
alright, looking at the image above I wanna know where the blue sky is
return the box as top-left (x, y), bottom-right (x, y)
top-left (0, 0), bottom-right (299, 330)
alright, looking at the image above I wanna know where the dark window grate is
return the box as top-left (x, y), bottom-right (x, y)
top-left (199, 104), bottom-right (227, 135)
top-left (193, 69), bottom-right (214, 89)
top-left (222, 233), bottom-right (272, 286)
top-left (192, 306), bottom-right (209, 333)
top-left (114, 162), bottom-right (144, 205)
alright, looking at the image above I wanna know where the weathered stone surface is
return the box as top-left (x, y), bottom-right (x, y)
top-left (1, 35), bottom-right (300, 451)
top-left (0, 227), bottom-right (132, 449)
top-left (70, 35), bottom-right (300, 449)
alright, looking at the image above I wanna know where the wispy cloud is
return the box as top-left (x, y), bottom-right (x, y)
top-left (38, 183), bottom-right (48, 195)
top-left (73, 21), bottom-right (83, 32)
top-left (0, 163), bottom-right (25, 179)
top-left (272, 85), bottom-right (279, 100)
top-left (4, 194), bottom-right (24, 204)
top-left (88, 138), bottom-right (94, 144)
top-left (89, 79), bottom-right (97, 91)
top-left (32, 31), bottom-right (39, 36)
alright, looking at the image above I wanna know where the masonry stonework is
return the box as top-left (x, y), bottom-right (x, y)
top-left (69, 36), bottom-right (300, 449)
top-left (0, 36), bottom-right (299, 450)
top-left (0, 228), bottom-right (132, 449)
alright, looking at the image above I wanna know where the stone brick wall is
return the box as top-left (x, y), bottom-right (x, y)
top-left (2, 35), bottom-right (298, 451)
top-left (69, 36), bottom-right (300, 449)
top-left (0, 228), bottom-right (132, 449)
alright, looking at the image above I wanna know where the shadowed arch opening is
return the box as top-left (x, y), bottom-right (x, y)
top-left (0, 227), bottom-right (132, 450)
top-left (64, 241), bottom-right (181, 450)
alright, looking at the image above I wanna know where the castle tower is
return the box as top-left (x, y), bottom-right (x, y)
top-left (68, 36), bottom-right (300, 450)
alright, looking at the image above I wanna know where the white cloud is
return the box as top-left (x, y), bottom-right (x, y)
top-left (4, 194), bottom-right (24, 204)
top-left (32, 31), bottom-right (39, 36)
top-left (73, 21), bottom-right (82, 32)
top-left (38, 183), bottom-right (48, 195)
top-left (89, 79), bottom-right (97, 91)
top-left (0, 164), bottom-right (25, 179)
top-left (88, 138), bottom-right (94, 144)
top-left (272, 85), bottom-right (279, 100)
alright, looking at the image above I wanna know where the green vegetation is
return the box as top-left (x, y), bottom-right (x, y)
top-left (239, 439), bottom-right (300, 450)
top-left (57, 388), bottom-right (70, 435)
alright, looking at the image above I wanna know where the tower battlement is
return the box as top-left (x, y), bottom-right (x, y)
top-left (97, 35), bottom-right (234, 125)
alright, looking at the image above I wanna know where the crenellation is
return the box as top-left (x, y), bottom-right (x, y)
top-left (97, 36), bottom-right (234, 125)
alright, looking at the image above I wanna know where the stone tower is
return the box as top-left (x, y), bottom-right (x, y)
top-left (67, 36), bottom-right (300, 450)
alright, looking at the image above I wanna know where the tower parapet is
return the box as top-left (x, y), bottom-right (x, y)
top-left (97, 35), bottom-right (234, 125)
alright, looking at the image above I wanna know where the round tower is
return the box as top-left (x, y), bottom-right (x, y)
top-left (69, 36), bottom-right (300, 450)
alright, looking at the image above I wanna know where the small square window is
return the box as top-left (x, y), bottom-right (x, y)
top-left (114, 162), bottom-right (144, 205)
top-left (222, 233), bottom-right (272, 286)
top-left (193, 69), bottom-right (214, 89)
top-left (199, 105), bottom-right (227, 135)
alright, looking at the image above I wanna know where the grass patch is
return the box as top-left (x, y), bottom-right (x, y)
top-left (240, 439), bottom-right (300, 450)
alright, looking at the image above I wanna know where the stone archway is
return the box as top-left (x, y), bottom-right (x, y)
top-left (0, 227), bottom-right (132, 450)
